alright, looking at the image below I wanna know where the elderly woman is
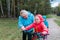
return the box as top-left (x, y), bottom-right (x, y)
top-left (18, 10), bottom-right (34, 40)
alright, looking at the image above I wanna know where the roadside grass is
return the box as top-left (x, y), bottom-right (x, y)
top-left (54, 16), bottom-right (60, 26)
top-left (55, 20), bottom-right (60, 26)
top-left (45, 14), bottom-right (55, 18)
top-left (46, 14), bottom-right (60, 26)
top-left (0, 18), bottom-right (22, 40)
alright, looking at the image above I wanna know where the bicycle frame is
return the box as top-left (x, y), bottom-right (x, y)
top-left (32, 32), bottom-right (47, 40)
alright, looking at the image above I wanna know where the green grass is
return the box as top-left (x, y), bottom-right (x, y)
top-left (54, 16), bottom-right (60, 26)
top-left (55, 20), bottom-right (60, 26)
top-left (46, 14), bottom-right (54, 18)
top-left (0, 18), bottom-right (22, 40)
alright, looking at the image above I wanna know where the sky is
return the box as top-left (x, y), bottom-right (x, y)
top-left (51, 0), bottom-right (60, 7)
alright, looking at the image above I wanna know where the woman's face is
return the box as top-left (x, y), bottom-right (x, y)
top-left (20, 12), bottom-right (28, 18)
top-left (35, 16), bottom-right (40, 24)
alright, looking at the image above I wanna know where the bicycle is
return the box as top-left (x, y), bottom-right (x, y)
top-left (32, 32), bottom-right (48, 40)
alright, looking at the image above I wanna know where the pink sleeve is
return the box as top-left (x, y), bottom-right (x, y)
top-left (41, 22), bottom-right (48, 32)
top-left (25, 23), bottom-right (34, 30)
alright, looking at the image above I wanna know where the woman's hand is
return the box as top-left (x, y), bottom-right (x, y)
top-left (21, 26), bottom-right (26, 30)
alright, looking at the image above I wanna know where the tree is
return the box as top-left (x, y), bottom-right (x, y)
top-left (17, 0), bottom-right (20, 16)
top-left (0, 0), bottom-right (4, 17)
top-left (57, 4), bottom-right (60, 16)
top-left (6, 0), bottom-right (11, 17)
top-left (11, 0), bottom-right (16, 18)
top-left (0, 0), bottom-right (51, 18)
top-left (44, 0), bottom-right (51, 14)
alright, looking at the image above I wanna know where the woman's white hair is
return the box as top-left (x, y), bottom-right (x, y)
top-left (20, 10), bottom-right (28, 14)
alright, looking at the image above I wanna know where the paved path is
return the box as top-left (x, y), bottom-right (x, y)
top-left (47, 18), bottom-right (60, 40)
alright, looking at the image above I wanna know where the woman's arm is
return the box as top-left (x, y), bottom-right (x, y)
top-left (18, 16), bottom-right (24, 29)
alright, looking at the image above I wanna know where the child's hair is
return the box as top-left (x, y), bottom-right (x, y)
top-left (35, 14), bottom-right (44, 22)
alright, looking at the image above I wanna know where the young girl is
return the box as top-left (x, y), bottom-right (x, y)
top-left (22, 14), bottom-right (48, 40)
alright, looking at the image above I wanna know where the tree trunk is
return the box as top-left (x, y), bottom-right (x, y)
top-left (17, 0), bottom-right (20, 16)
top-left (34, 3), bottom-right (38, 15)
top-left (6, 0), bottom-right (11, 18)
top-left (11, 0), bottom-right (16, 18)
top-left (0, 0), bottom-right (4, 17)
top-left (12, 0), bottom-right (16, 18)
top-left (11, 0), bottom-right (12, 17)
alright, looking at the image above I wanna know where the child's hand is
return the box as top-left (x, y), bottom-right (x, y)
top-left (42, 31), bottom-right (47, 35)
